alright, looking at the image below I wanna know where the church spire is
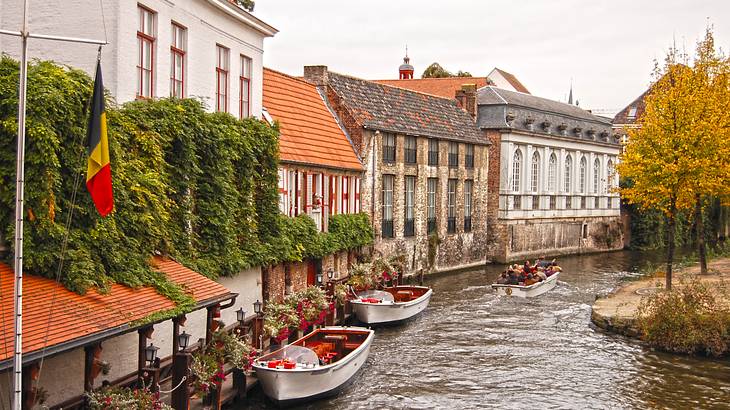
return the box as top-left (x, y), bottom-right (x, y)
top-left (568, 79), bottom-right (574, 105)
top-left (399, 45), bottom-right (414, 79)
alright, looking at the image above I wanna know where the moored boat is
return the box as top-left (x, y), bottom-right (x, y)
top-left (492, 271), bottom-right (560, 298)
top-left (350, 285), bottom-right (433, 325)
top-left (253, 326), bottom-right (374, 405)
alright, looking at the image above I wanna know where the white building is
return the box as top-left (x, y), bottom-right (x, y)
top-left (478, 86), bottom-right (624, 262)
top-left (1, 0), bottom-right (277, 116)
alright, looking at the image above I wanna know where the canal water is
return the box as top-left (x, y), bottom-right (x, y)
top-left (242, 250), bottom-right (730, 409)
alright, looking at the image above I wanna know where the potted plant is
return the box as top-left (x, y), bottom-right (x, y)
top-left (87, 386), bottom-right (172, 409)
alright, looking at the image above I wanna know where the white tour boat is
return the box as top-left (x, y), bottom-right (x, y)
top-left (253, 326), bottom-right (374, 405)
top-left (350, 285), bottom-right (433, 325)
top-left (492, 271), bottom-right (561, 298)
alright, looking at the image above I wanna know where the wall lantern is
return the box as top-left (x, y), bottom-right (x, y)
top-left (237, 307), bottom-right (247, 324)
top-left (145, 343), bottom-right (159, 365)
top-left (253, 300), bottom-right (263, 316)
top-left (316, 271), bottom-right (324, 286)
top-left (178, 331), bottom-right (191, 351)
top-left (327, 267), bottom-right (335, 280)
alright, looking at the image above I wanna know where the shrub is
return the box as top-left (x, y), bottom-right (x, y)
top-left (637, 277), bottom-right (730, 356)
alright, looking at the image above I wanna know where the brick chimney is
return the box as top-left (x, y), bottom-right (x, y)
top-left (304, 65), bottom-right (329, 86)
top-left (455, 84), bottom-right (477, 120)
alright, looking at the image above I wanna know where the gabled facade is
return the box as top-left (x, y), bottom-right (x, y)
top-left (304, 66), bottom-right (492, 273)
top-left (1, 0), bottom-right (277, 117)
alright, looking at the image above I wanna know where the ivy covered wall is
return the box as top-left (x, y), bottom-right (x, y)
top-left (0, 57), bottom-right (372, 299)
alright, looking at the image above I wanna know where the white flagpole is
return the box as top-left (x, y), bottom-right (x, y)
top-left (11, 0), bottom-right (30, 407)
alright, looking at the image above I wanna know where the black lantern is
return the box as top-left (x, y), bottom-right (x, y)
top-left (145, 343), bottom-right (159, 365)
top-left (253, 299), bottom-right (263, 316)
top-left (178, 331), bottom-right (191, 351)
top-left (237, 307), bottom-right (247, 324)
top-left (316, 271), bottom-right (323, 286)
top-left (327, 267), bottom-right (334, 280)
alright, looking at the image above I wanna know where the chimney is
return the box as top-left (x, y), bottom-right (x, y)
top-left (304, 65), bottom-right (329, 86)
top-left (455, 84), bottom-right (477, 120)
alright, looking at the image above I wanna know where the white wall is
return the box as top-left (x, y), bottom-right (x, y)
top-left (1, 0), bottom-right (273, 117)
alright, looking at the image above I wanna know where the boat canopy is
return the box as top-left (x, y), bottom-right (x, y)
top-left (357, 289), bottom-right (395, 302)
top-left (267, 345), bottom-right (319, 366)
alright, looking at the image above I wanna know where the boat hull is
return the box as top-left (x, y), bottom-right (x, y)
top-left (351, 286), bottom-right (432, 325)
top-left (492, 271), bottom-right (560, 298)
top-left (253, 327), bottom-right (374, 404)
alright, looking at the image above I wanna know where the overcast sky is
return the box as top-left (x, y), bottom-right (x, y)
top-left (256, 0), bottom-right (730, 115)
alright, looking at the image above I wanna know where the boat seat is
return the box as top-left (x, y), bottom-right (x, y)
top-left (323, 334), bottom-right (347, 358)
top-left (395, 290), bottom-right (414, 302)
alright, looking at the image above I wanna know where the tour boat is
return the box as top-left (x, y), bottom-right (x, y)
top-left (253, 326), bottom-right (374, 405)
top-left (350, 285), bottom-right (433, 325)
top-left (492, 271), bottom-right (561, 298)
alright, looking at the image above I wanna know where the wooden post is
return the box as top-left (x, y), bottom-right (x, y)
top-left (232, 368), bottom-right (247, 403)
top-left (172, 315), bottom-right (186, 354)
top-left (171, 352), bottom-right (191, 410)
top-left (206, 305), bottom-right (217, 344)
top-left (21, 363), bottom-right (38, 410)
top-left (253, 316), bottom-right (263, 349)
top-left (325, 282), bottom-right (335, 326)
top-left (83, 344), bottom-right (103, 392)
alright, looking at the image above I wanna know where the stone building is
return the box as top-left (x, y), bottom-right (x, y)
top-left (478, 86), bottom-right (623, 261)
top-left (303, 66), bottom-right (492, 274)
top-left (262, 68), bottom-right (364, 302)
top-left (1, 0), bottom-right (277, 117)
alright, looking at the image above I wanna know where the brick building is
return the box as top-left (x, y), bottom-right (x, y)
top-left (262, 68), bottom-right (364, 302)
top-left (303, 66), bottom-right (492, 274)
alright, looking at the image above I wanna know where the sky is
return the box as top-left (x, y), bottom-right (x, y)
top-left (255, 0), bottom-right (730, 115)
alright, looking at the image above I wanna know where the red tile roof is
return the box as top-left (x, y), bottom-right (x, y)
top-left (0, 257), bottom-right (232, 366)
top-left (374, 77), bottom-right (490, 100)
top-left (263, 68), bottom-right (363, 171)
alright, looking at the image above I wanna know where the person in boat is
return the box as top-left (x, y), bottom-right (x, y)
top-left (508, 270), bottom-right (521, 285)
top-left (535, 269), bottom-right (548, 281)
top-left (496, 272), bottom-right (510, 284)
top-left (524, 273), bottom-right (539, 286)
top-left (523, 260), bottom-right (532, 273)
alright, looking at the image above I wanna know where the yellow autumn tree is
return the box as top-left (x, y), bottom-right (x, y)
top-left (618, 28), bottom-right (730, 289)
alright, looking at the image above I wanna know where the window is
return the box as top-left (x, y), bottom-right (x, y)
top-left (382, 175), bottom-right (394, 238)
top-left (448, 142), bottom-right (459, 168)
top-left (627, 106), bottom-right (637, 119)
top-left (404, 136), bottom-right (417, 164)
top-left (512, 149), bottom-right (522, 192)
top-left (465, 144), bottom-right (474, 168)
top-left (170, 23), bottom-right (186, 98)
top-left (581, 196), bottom-right (586, 209)
top-left (216, 45), bottom-right (230, 112)
top-left (548, 153), bottom-right (557, 192)
top-left (579, 156), bottom-right (587, 193)
top-left (382, 133), bottom-right (396, 163)
top-left (447, 179), bottom-right (457, 233)
top-left (565, 196), bottom-right (572, 209)
top-left (428, 139), bottom-right (439, 166)
top-left (137, 5), bottom-right (156, 98)
top-left (593, 158), bottom-right (601, 194)
top-left (427, 178), bottom-right (437, 234)
top-left (531, 151), bottom-right (540, 192)
top-left (464, 180), bottom-right (473, 232)
top-left (594, 196), bottom-right (600, 209)
top-left (240, 55), bottom-right (252, 118)
top-left (606, 159), bottom-right (615, 193)
top-left (514, 195), bottom-right (522, 210)
top-left (564, 154), bottom-right (572, 193)
top-left (404, 176), bottom-right (415, 236)
top-left (549, 195), bottom-right (556, 210)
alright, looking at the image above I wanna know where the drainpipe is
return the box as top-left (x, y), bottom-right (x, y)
top-left (372, 130), bottom-right (379, 236)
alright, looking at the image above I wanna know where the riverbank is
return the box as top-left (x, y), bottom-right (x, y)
top-left (591, 257), bottom-right (730, 338)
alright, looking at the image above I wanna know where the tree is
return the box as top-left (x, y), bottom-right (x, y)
top-left (618, 29), bottom-right (730, 289)
top-left (421, 63), bottom-right (472, 78)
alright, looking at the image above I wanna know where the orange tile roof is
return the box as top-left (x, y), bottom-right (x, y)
top-left (263, 68), bottom-right (363, 171)
top-left (374, 77), bottom-right (490, 100)
top-left (0, 257), bottom-right (233, 366)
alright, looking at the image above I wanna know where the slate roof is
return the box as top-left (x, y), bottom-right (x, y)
top-left (374, 77), bottom-right (490, 100)
top-left (491, 68), bottom-right (530, 94)
top-left (328, 72), bottom-right (486, 144)
top-left (0, 257), bottom-right (233, 368)
top-left (263, 68), bottom-right (362, 171)
top-left (478, 86), bottom-right (611, 125)
top-left (613, 89), bottom-right (649, 125)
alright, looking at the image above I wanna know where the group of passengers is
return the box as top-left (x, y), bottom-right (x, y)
top-left (495, 257), bottom-right (561, 286)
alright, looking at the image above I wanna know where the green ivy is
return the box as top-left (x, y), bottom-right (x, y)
top-left (0, 58), bottom-right (373, 321)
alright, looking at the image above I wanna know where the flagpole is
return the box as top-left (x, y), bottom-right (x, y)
top-left (11, 0), bottom-right (30, 407)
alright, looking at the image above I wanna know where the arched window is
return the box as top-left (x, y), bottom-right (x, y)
top-left (606, 159), bottom-right (615, 193)
top-left (531, 152), bottom-right (540, 192)
top-left (564, 155), bottom-right (572, 193)
top-left (548, 153), bottom-right (557, 192)
top-left (593, 158), bottom-right (601, 193)
top-left (579, 156), bottom-right (587, 193)
top-left (512, 149), bottom-right (522, 192)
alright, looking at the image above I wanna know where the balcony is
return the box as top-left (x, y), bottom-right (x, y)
top-left (382, 220), bottom-right (394, 238)
top-left (464, 216), bottom-right (472, 232)
top-left (447, 217), bottom-right (456, 233)
top-left (427, 217), bottom-right (437, 234)
top-left (404, 218), bottom-right (415, 237)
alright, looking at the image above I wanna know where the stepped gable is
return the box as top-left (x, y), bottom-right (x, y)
top-left (263, 68), bottom-right (362, 170)
top-left (327, 72), bottom-right (486, 144)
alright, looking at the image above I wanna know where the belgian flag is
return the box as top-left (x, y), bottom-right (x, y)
top-left (85, 61), bottom-right (114, 216)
